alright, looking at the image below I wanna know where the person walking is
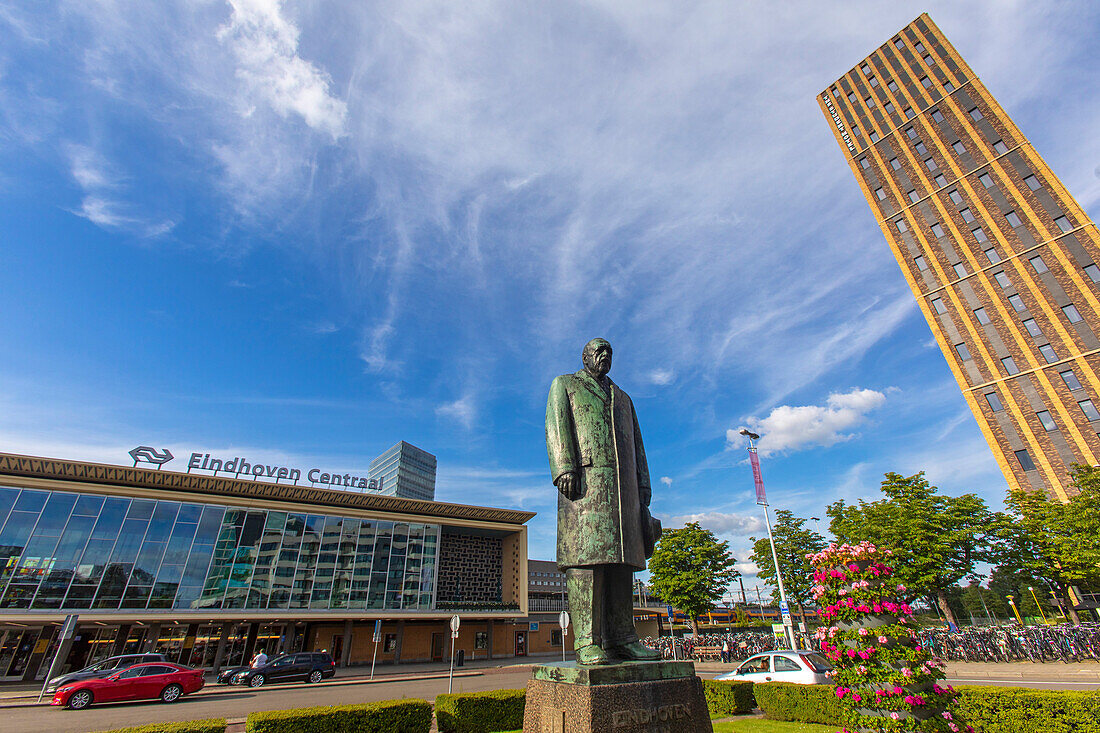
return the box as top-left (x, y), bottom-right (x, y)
top-left (721, 639), bottom-right (730, 664)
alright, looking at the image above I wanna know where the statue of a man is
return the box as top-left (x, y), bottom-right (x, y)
top-left (545, 338), bottom-right (662, 665)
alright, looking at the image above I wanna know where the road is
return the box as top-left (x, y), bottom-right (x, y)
top-left (9, 665), bottom-right (1100, 733)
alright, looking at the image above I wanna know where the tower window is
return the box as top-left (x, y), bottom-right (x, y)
top-left (953, 141), bottom-right (966, 155)
top-left (914, 42), bottom-right (926, 54)
top-left (931, 223), bottom-right (945, 237)
top-left (949, 190), bottom-right (963, 205)
top-left (972, 227), bottom-right (988, 243)
top-left (953, 262), bottom-right (968, 278)
top-left (865, 96), bottom-right (876, 108)
top-left (906, 127), bottom-right (918, 140)
top-left (1055, 216), bottom-right (1073, 232)
top-left (955, 343), bottom-right (972, 361)
top-left (1014, 450), bottom-right (1036, 472)
top-left (860, 157), bottom-right (870, 169)
top-left (944, 81), bottom-right (956, 93)
top-left (969, 107), bottom-right (983, 121)
top-left (979, 173), bottom-right (993, 187)
top-left (922, 77), bottom-right (933, 89)
top-left (974, 307), bottom-right (991, 325)
top-left (985, 393), bottom-right (1003, 412)
top-left (1084, 264), bottom-right (1100, 283)
top-left (1001, 356), bottom-right (1019, 375)
top-left (934, 174), bottom-right (948, 188)
top-left (1029, 256), bottom-right (1048, 274)
top-left (890, 158), bottom-right (902, 170)
top-left (888, 80), bottom-right (900, 93)
top-left (1079, 399), bottom-right (1100, 422)
top-left (1024, 175), bottom-right (1041, 191)
top-left (1005, 211), bottom-right (1022, 227)
top-left (924, 54), bottom-right (937, 66)
top-left (1039, 344), bottom-right (1058, 363)
top-left (1008, 294), bottom-right (1026, 312)
top-left (908, 190), bottom-right (920, 203)
top-left (848, 92), bottom-right (858, 104)
top-left (1063, 304), bottom-right (1083, 323)
top-left (1022, 319), bottom-right (1042, 337)
top-left (931, 297), bottom-right (946, 314)
top-left (1061, 370), bottom-right (1083, 391)
top-left (932, 109), bottom-right (945, 123)
top-left (1036, 411), bottom-right (1056, 432)
top-left (895, 218), bottom-right (908, 232)
top-left (993, 271), bottom-right (1010, 288)
top-left (871, 132), bottom-right (880, 143)
top-left (905, 107), bottom-right (915, 119)
top-left (869, 75), bottom-right (879, 88)
top-left (925, 158), bottom-right (938, 172)
top-left (876, 188), bottom-right (887, 200)
top-left (985, 248), bottom-right (1001, 264)
top-left (885, 102), bottom-right (895, 114)
top-left (960, 208), bottom-right (975, 223)
top-left (915, 256), bottom-right (928, 271)
top-left (993, 140), bottom-right (1009, 154)
top-left (914, 141), bottom-right (928, 155)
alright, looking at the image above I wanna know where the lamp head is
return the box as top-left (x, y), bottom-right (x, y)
top-left (739, 428), bottom-right (760, 441)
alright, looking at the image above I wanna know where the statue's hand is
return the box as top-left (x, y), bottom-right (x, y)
top-left (555, 472), bottom-right (581, 500)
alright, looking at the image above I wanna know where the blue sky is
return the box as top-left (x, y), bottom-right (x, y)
top-left (1, 1), bottom-right (1098, 587)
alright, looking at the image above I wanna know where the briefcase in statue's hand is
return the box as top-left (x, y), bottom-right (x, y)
top-left (641, 504), bottom-right (662, 558)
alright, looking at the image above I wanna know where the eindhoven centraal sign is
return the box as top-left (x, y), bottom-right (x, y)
top-left (130, 446), bottom-right (380, 490)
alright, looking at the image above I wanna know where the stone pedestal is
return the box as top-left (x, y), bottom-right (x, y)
top-left (523, 660), bottom-right (713, 733)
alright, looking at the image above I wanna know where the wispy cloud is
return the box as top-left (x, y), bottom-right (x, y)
top-left (661, 510), bottom-right (765, 537)
top-left (65, 144), bottom-right (175, 237)
top-left (436, 393), bottom-right (476, 429)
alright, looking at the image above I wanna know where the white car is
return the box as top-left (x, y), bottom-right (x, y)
top-left (715, 650), bottom-right (832, 685)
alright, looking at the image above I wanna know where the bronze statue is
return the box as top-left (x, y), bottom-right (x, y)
top-left (546, 338), bottom-right (662, 665)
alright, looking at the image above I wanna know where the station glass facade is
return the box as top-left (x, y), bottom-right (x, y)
top-left (0, 485), bottom-right (440, 612)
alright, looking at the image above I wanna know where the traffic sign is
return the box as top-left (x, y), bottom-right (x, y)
top-left (450, 614), bottom-right (461, 632)
top-left (372, 619), bottom-right (382, 643)
top-left (558, 611), bottom-right (570, 630)
top-left (666, 605), bottom-right (674, 623)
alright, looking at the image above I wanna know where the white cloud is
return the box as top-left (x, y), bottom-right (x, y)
top-left (648, 368), bottom-right (675, 385)
top-left (65, 144), bottom-right (175, 237)
top-left (659, 476), bottom-right (673, 486)
top-left (436, 393), bottom-right (476, 429)
top-left (661, 511), bottom-right (764, 537)
top-left (735, 387), bottom-right (888, 455)
top-left (218, 0), bottom-right (347, 139)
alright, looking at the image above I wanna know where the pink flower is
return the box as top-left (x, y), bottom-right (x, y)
top-left (890, 712), bottom-right (900, 720)
top-left (949, 724), bottom-right (959, 732)
top-left (942, 712), bottom-right (953, 720)
top-left (851, 693), bottom-right (861, 703)
top-left (878, 635), bottom-right (887, 644)
top-left (858, 628), bottom-right (868, 636)
top-left (848, 563), bottom-right (859, 571)
top-left (901, 667), bottom-right (912, 678)
top-left (835, 686), bottom-right (847, 698)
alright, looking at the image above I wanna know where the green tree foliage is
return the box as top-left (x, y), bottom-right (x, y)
top-left (749, 510), bottom-right (825, 623)
top-left (826, 471), bottom-right (990, 626)
top-left (648, 522), bottom-right (740, 634)
top-left (986, 464), bottom-right (1100, 624)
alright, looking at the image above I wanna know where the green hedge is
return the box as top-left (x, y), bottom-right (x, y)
top-left (435, 688), bottom-right (526, 733)
top-left (96, 721), bottom-right (226, 733)
top-left (956, 685), bottom-right (1100, 733)
top-left (702, 679), bottom-right (756, 717)
top-left (246, 699), bottom-right (431, 733)
top-left (753, 682), bottom-right (843, 726)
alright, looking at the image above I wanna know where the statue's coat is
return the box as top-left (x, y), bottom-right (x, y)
top-left (546, 369), bottom-right (651, 570)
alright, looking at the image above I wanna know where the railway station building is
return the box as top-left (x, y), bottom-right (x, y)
top-left (0, 452), bottom-right (535, 681)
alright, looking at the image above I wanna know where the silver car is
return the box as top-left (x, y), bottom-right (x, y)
top-left (715, 650), bottom-right (832, 685)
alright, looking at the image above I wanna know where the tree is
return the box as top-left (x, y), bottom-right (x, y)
top-left (827, 471), bottom-right (990, 626)
top-left (986, 465), bottom-right (1100, 624)
top-left (647, 522), bottom-right (740, 634)
top-left (749, 510), bottom-right (825, 625)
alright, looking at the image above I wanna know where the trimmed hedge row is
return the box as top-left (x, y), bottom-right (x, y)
top-left (754, 682), bottom-right (844, 726)
top-left (956, 685), bottom-right (1100, 733)
top-left (245, 699), bottom-right (432, 733)
top-left (702, 679), bottom-right (756, 717)
top-left (96, 721), bottom-right (226, 733)
top-left (436, 688), bottom-right (526, 732)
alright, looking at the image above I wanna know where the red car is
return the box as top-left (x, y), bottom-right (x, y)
top-left (51, 662), bottom-right (204, 710)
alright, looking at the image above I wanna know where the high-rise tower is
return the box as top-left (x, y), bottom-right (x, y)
top-left (367, 441), bottom-right (437, 501)
top-left (820, 14), bottom-right (1100, 500)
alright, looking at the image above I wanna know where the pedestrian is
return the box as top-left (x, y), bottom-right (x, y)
top-left (721, 639), bottom-right (730, 664)
top-left (250, 648), bottom-right (268, 668)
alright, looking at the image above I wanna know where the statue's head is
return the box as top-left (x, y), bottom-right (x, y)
top-left (582, 338), bottom-right (612, 378)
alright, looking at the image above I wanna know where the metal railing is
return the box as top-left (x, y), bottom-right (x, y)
top-left (529, 598), bottom-right (568, 612)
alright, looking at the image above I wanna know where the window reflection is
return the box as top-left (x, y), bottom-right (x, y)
top-left (0, 486), bottom-right (441, 612)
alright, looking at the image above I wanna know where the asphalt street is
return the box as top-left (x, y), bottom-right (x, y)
top-left (8, 666), bottom-right (1100, 733)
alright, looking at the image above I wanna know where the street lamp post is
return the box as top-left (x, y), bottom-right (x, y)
top-left (1028, 587), bottom-right (1049, 624)
top-left (740, 429), bottom-right (796, 650)
top-left (1006, 595), bottom-right (1024, 625)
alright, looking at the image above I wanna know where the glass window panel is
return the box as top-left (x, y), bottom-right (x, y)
top-left (52, 514), bottom-right (95, 570)
top-left (195, 506), bottom-right (226, 542)
top-left (994, 271), bottom-right (1010, 288)
top-left (1001, 357), bottom-right (1019, 375)
top-left (1039, 344), bottom-right (1057, 363)
top-left (156, 563), bottom-right (185, 585)
top-left (182, 544), bottom-right (215, 587)
top-left (1084, 264), bottom-right (1100, 282)
top-left (269, 514), bottom-right (305, 609)
top-left (148, 502), bottom-right (180, 539)
top-left (1022, 318), bottom-right (1042, 337)
top-left (32, 494), bottom-right (76, 537)
top-left (109, 519), bottom-right (149, 564)
top-left (90, 498), bottom-right (131, 540)
top-left (224, 511), bottom-right (266, 609)
top-left (1, 583), bottom-right (38, 608)
top-left (126, 500), bottom-right (155, 520)
top-left (1008, 294), bottom-right (1026, 312)
top-left (0, 487), bottom-right (17, 528)
top-left (974, 308), bottom-right (990, 325)
top-left (1015, 450), bottom-right (1035, 471)
top-left (72, 495), bottom-right (104, 517)
top-left (13, 533), bottom-right (62, 582)
top-left (175, 585), bottom-right (201, 609)
top-left (1005, 211), bottom-right (1022, 227)
top-left (13, 490), bottom-right (48, 513)
top-left (291, 515), bottom-right (323, 608)
top-left (132, 541), bottom-right (166, 586)
top-left (163, 522), bottom-right (198, 565)
top-left (176, 504), bottom-right (203, 524)
top-left (985, 248), bottom-right (1001, 264)
top-left (1080, 400), bottom-right (1100, 422)
top-left (915, 256), bottom-right (927, 271)
top-left (1063, 304), bottom-right (1084, 323)
top-left (63, 584), bottom-right (97, 609)
top-left (121, 585), bottom-right (152, 609)
top-left (985, 393), bottom-right (1003, 412)
top-left (94, 563), bottom-right (132, 608)
top-left (1061, 370), bottom-right (1083, 391)
top-left (1037, 411), bottom-right (1057, 432)
top-left (75, 538), bottom-right (116, 583)
top-left (953, 263), bottom-right (967, 278)
top-left (149, 581), bottom-right (180, 609)
top-left (955, 343), bottom-right (971, 361)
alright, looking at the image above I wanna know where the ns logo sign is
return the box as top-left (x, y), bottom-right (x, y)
top-left (129, 446), bottom-right (174, 469)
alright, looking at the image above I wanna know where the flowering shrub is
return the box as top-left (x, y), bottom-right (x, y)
top-left (808, 542), bottom-right (971, 733)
